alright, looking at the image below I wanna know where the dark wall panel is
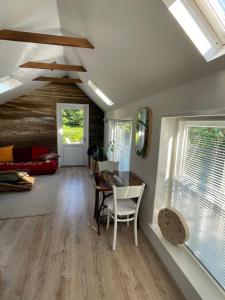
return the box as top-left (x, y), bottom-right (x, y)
top-left (0, 82), bottom-right (104, 150)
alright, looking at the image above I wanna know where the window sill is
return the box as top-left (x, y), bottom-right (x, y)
top-left (148, 223), bottom-right (225, 300)
top-left (210, 45), bottom-right (225, 61)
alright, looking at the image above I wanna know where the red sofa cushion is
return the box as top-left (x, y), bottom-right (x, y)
top-left (13, 146), bottom-right (31, 162)
top-left (32, 146), bottom-right (49, 161)
top-left (0, 160), bottom-right (58, 176)
top-left (38, 152), bottom-right (59, 161)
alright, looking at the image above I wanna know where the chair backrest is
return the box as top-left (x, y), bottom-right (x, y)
top-left (98, 160), bottom-right (119, 172)
top-left (112, 184), bottom-right (145, 214)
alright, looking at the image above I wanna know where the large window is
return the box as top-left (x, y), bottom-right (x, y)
top-left (108, 120), bottom-right (132, 171)
top-left (170, 120), bottom-right (225, 290)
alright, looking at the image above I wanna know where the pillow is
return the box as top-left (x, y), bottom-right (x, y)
top-left (13, 146), bottom-right (31, 163)
top-left (32, 146), bottom-right (49, 161)
top-left (38, 152), bottom-right (59, 161)
top-left (0, 145), bottom-right (14, 163)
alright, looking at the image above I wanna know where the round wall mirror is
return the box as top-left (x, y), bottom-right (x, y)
top-left (135, 107), bottom-right (152, 157)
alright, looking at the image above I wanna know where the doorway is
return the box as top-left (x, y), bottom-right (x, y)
top-left (108, 120), bottom-right (133, 171)
top-left (57, 103), bottom-right (89, 166)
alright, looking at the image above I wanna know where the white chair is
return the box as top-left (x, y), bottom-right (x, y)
top-left (98, 160), bottom-right (119, 173)
top-left (105, 184), bottom-right (145, 250)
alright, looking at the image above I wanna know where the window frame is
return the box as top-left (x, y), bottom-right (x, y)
top-left (153, 115), bottom-right (225, 299)
top-left (195, 0), bottom-right (225, 44)
top-left (169, 118), bottom-right (225, 291)
top-left (162, 0), bottom-right (225, 61)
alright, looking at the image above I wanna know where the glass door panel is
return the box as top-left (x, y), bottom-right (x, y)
top-left (62, 109), bottom-right (84, 144)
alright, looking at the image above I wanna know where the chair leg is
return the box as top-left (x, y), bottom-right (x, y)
top-left (134, 215), bottom-right (138, 246)
top-left (106, 210), bottom-right (110, 230)
top-left (127, 215), bottom-right (129, 227)
top-left (112, 216), bottom-right (117, 250)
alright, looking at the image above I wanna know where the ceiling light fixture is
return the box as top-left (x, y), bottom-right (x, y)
top-left (88, 80), bottom-right (114, 106)
top-left (0, 76), bottom-right (22, 94)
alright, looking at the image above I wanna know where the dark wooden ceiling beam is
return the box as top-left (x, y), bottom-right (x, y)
top-left (20, 62), bottom-right (87, 72)
top-left (33, 76), bottom-right (83, 84)
top-left (0, 29), bottom-right (94, 49)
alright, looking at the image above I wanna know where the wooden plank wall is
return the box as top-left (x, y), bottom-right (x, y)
top-left (0, 82), bottom-right (104, 150)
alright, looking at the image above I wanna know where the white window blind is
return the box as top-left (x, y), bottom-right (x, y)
top-left (108, 120), bottom-right (132, 171)
top-left (171, 120), bottom-right (225, 290)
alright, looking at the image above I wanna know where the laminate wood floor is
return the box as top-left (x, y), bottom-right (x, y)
top-left (0, 167), bottom-right (184, 300)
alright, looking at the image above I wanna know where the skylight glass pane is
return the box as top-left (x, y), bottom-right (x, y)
top-left (0, 77), bottom-right (22, 94)
top-left (206, 0), bottom-right (225, 30)
top-left (169, 0), bottom-right (212, 55)
top-left (88, 80), bottom-right (114, 106)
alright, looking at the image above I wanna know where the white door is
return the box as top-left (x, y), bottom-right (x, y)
top-left (57, 103), bottom-right (89, 166)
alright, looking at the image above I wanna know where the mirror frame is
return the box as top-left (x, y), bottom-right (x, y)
top-left (135, 107), bottom-right (152, 157)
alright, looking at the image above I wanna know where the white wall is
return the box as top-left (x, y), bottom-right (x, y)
top-left (105, 68), bottom-right (225, 299)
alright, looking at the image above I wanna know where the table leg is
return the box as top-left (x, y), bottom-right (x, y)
top-left (97, 208), bottom-right (101, 235)
top-left (94, 189), bottom-right (99, 219)
top-left (97, 192), bottom-right (105, 235)
top-left (94, 190), bottom-right (112, 235)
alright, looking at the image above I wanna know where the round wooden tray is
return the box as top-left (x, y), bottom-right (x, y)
top-left (158, 207), bottom-right (189, 245)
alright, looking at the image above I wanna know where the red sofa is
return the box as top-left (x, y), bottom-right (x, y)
top-left (0, 146), bottom-right (58, 175)
top-left (0, 160), bottom-right (58, 175)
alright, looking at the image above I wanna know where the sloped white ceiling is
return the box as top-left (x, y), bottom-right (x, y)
top-left (57, 0), bottom-right (225, 110)
top-left (1, 0), bottom-right (225, 110)
top-left (0, 0), bottom-right (65, 105)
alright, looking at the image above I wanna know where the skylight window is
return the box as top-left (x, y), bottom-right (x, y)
top-left (208, 0), bottom-right (225, 28)
top-left (88, 80), bottom-right (114, 106)
top-left (162, 0), bottom-right (225, 61)
top-left (195, 0), bottom-right (225, 43)
top-left (169, 0), bottom-right (211, 55)
top-left (0, 76), bottom-right (22, 94)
